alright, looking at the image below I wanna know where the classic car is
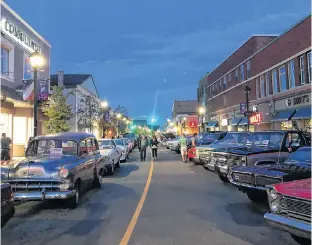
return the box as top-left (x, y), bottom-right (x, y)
top-left (264, 178), bottom-right (311, 245)
top-left (122, 138), bottom-right (133, 154)
top-left (168, 137), bottom-right (180, 151)
top-left (98, 139), bottom-right (121, 175)
top-left (175, 136), bottom-right (192, 154)
top-left (229, 146), bottom-right (311, 203)
top-left (113, 139), bottom-right (128, 162)
top-left (195, 131), bottom-right (250, 167)
top-left (1, 132), bottom-right (106, 209)
top-left (215, 130), bottom-right (308, 183)
top-left (1, 183), bottom-right (15, 227)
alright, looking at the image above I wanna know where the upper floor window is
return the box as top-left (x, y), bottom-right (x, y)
top-left (260, 75), bottom-right (265, 98)
top-left (223, 94), bottom-right (227, 106)
top-left (1, 47), bottom-right (9, 75)
top-left (240, 64), bottom-right (245, 81)
top-left (307, 52), bottom-right (311, 83)
top-left (223, 76), bottom-right (226, 90)
top-left (235, 69), bottom-right (238, 82)
top-left (272, 69), bottom-right (278, 94)
top-left (279, 65), bottom-right (287, 92)
top-left (288, 60), bottom-right (295, 89)
top-left (247, 61), bottom-right (251, 78)
top-left (228, 72), bottom-right (231, 84)
top-left (219, 80), bottom-right (222, 91)
top-left (300, 55), bottom-right (305, 84)
top-left (265, 72), bottom-right (271, 96)
top-left (256, 77), bottom-right (260, 98)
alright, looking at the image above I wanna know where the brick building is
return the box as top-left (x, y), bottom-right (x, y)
top-left (198, 15), bottom-right (311, 132)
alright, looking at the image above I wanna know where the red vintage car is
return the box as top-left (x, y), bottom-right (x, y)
top-left (187, 147), bottom-right (196, 161)
top-left (264, 178), bottom-right (311, 245)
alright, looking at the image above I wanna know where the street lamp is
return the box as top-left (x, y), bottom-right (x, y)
top-left (198, 106), bottom-right (206, 133)
top-left (30, 52), bottom-right (44, 136)
top-left (117, 113), bottom-right (122, 119)
top-left (101, 100), bottom-right (108, 108)
top-left (244, 85), bottom-right (251, 131)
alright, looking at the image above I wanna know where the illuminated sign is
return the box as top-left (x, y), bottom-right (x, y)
top-left (249, 113), bottom-right (262, 124)
top-left (221, 118), bottom-right (228, 126)
top-left (189, 121), bottom-right (197, 127)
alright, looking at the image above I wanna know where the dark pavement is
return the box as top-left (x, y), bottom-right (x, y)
top-left (1, 148), bottom-right (297, 245)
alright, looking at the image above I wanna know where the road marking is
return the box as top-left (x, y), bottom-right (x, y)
top-left (119, 158), bottom-right (154, 245)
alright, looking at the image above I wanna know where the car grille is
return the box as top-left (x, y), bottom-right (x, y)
top-left (232, 173), bottom-right (253, 184)
top-left (215, 153), bottom-right (242, 167)
top-left (198, 149), bottom-right (210, 161)
top-left (280, 196), bottom-right (311, 223)
top-left (255, 176), bottom-right (282, 186)
top-left (9, 181), bottom-right (62, 192)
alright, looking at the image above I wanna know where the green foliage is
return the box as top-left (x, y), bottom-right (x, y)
top-left (77, 95), bottom-right (101, 132)
top-left (42, 86), bottom-right (73, 133)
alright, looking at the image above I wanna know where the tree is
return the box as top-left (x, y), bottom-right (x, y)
top-left (42, 86), bottom-right (73, 133)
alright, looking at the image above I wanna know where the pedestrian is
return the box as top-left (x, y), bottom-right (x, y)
top-left (137, 135), bottom-right (142, 151)
top-left (139, 135), bottom-right (148, 161)
top-left (191, 133), bottom-right (197, 147)
top-left (179, 133), bottom-right (188, 163)
top-left (1, 133), bottom-right (12, 161)
top-left (151, 135), bottom-right (159, 161)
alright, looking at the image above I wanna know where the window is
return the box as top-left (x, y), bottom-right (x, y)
top-left (228, 73), bottom-right (231, 83)
top-left (87, 139), bottom-right (94, 153)
top-left (265, 72), bottom-right (271, 96)
top-left (80, 140), bottom-right (87, 155)
top-left (260, 75), bottom-right (265, 98)
top-left (223, 76), bottom-right (226, 90)
top-left (1, 47), bottom-right (9, 75)
top-left (247, 61), bottom-right (251, 78)
top-left (279, 65), bottom-right (287, 92)
top-left (240, 64), bottom-right (245, 81)
top-left (13, 117), bottom-right (27, 144)
top-left (256, 77), bottom-right (260, 98)
top-left (219, 80), bottom-right (221, 91)
top-left (300, 55), bottom-right (305, 84)
top-left (223, 94), bottom-right (227, 106)
top-left (307, 52), bottom-right (311, 83)
top-left (235, 69), bottom-right (238, 82)
top-left (272, 69), bottom-right (278, 94)
top-left (288, 60), bottom-right (295, 89)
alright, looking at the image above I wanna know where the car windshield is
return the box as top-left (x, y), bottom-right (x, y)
top-left (218, 133), bottom-right (249, 144)
top-left (202, 133), bottom-right (220, 141)
top-left (114, 139), bottom-right (124, 145)
top-left (27, 139), bottom-right (78, 156)
top-left (246, 132), bottom-right (284, 147)
top-left (287, 148), bottom-right (312, 163)
top-left (98, 140), bottom-right (113, 149)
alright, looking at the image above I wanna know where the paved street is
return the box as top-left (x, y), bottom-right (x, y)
top-left (2, 148), bottom-right (296, 245)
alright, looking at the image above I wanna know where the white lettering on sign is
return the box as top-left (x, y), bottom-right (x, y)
top-left (249, 113), bottom-right (262, 124)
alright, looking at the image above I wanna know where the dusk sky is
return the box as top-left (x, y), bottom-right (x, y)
top-left (6, 0), bottom-right (310, 124)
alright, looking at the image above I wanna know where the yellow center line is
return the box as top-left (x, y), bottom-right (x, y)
top-left (119, 158), bottom-right (154, 245)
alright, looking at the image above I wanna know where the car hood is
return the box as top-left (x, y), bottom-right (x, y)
top-left (198, 142), bottom-right (243, 151)
top-left (227, 145), bottom-right (280, 156)
top-left (272, 178), bottom-right (311, 200)
top-left (2, 155), bottom-right (78, 179)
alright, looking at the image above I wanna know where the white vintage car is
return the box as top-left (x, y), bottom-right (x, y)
top-left (113, 139), bottom-right (128, 162)
top-left (97, 139), bottom-right (121, 175)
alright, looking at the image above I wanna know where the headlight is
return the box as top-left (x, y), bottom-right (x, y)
top-left (241, 156), bottom-right (247, 166)
top-left (59, 168), bottom-right (69, 179)
top-left (59, 183), bottom-right (70, 190)
top-left (269, 189), bottom-right (278, 200)
top-left (271, 201), bottom-right (280, 212)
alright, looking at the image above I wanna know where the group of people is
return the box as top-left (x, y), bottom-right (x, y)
top-left (178, 133), bottom-right (197, 163)
top-left (137, 135), bottom-right (159, 161)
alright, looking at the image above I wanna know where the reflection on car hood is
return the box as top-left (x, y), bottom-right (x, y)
top-left (227, 145), bottom-right (280, 155)
top-left (198, 142), bottom-right (243, 151)
top-left (272, 178), bottom-right (312, 200)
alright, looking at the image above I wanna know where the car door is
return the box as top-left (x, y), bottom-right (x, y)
top-left (93, 139), bottom-right (104, 176)
top-left (85, 138), bottom-right (96, 183)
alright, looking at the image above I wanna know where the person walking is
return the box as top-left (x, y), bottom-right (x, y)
top-left (179, 133), bottom-right (188, 163)
top-left (150, 135), bottom-right (159, 161)
top-left (137, 135), bottom-right (142, 151)
top-left (140, 135), bottom-right (148, 161)
top-left (1, 133), bottom-right (12, 161)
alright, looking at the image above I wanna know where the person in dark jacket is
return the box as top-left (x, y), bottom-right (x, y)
top-left (137, 135), bottom-right (142, 151)
top-left (150, 135), bottom-right (159, 161)
top-left (140, 135), bottom-right (148, 161)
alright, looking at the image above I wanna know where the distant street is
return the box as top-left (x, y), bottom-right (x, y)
top-left (2, 148), bottom-right (297, 245)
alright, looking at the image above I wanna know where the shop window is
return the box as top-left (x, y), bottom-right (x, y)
top-left (223, 76), bottom-right (226, 90)
top-left (279, 65), bottom-right (287, 92)
top-left (281, 121), bottom-right (292, 130)
top-left (287, 60), bottom-right (295, 89)
top-left (1, 47), bottom-right (9, 75)
top-left (247, 60), bottom-right (251, 78)
top-left (0, 113), bottom-right (12, 138)
top-left (265, 72), bottom-right (271, 96)
top-left (304, 119), bottom-right (311, 131)
top-left (260, 75), bottom-right (265, 98)
top-left (13, 117), bottom-right (27, 144)
top-left (272, 69), bottom-right (278, 94)
top-left (240, 64), bottom-right (245, 81)
top-left (235, 68), bottom-right (238, 83)
top-left (307, 52), bottom-right (311, 83)
top-left (300, 55), bottom-right (305, 84)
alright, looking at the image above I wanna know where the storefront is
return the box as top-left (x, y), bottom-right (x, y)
top-left (206, 115), bottom-right (219, 131)
top-left (220, 112), bottom-right (234, 131)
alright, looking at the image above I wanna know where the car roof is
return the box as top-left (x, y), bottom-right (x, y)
top-left (33, 132), bottom-right (96, 142)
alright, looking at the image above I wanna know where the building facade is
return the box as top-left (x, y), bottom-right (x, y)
top-left (1, 1), bottom-right (51, 156)
top-left (198, 15), bottom-right (311, 132)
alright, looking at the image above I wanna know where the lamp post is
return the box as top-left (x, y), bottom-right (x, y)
top-left (198, 106), bottom-right (206, 133)
top-left (244, 85), bottom-right (251, 131)
top-left (30, 52), bottom-right (44, 137)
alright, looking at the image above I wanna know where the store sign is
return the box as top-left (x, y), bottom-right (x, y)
top-left (293, 95), bottom-right (309, 105)
top-left (249, 113), bottom-right (262, 124)
top-left (221, 119), bottom-right (228, 126)
top-left (210, 115), bottom-right (219, 121)
top-left (189, 121), bottom-right (197, 127)
top-left (1, 18), bottom-right (41, 53)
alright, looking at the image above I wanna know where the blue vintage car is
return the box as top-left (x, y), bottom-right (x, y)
top-left (1, 132), bottom-right (106, 209)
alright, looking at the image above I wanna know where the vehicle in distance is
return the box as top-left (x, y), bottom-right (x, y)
top-left (98, 139), bottom-right (121, 175)
top-left (113, 138), bottom-right (128, 162)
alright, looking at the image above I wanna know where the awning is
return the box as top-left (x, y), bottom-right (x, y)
top-left (206, 121), bottom-right (219, 127)
top-left (230, 117), bottom-right (243, 126)
top-left (292, 106), bottom-right (311, 120)
top-left (271, 109), bottom-right (297, 122)
top-left (238, 117), bottom-right (248, 126)
top-left (1, 85), bottom-right (23, 101)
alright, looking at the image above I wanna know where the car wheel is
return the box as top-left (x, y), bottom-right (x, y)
top-left (291, 235), bottom-right (311, 245)
top-left (66, 181), bottom-right (80, 209)
top-left (115, 158), bottom-right (120, 168)
top-left (107, 161), bottom-right (114, 175)
top-left (218, 174), bottom-right (229, 183)
top-left (246, 190), bottom-right (267, 203)
top-left (92, 169), bottom-right (103, 188)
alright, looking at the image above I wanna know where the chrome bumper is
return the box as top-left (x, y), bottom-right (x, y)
top-left (205, 159), bottom-right (216, 171)
top-left (216, 164), bottom-right (228, 175)
top-left (264, 212), bottom-right (311, 239)
top-left (13, 190), bottom-right (76, 201)
top-left (228, 173), bottom-right (267, 190)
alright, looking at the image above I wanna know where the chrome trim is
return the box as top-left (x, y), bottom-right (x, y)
top-left (13, 190), bottom-right (76, 201)
top-left (264, 212), bottom-right (311, 239)
top-left (229, 178), bottom-right (266, 190)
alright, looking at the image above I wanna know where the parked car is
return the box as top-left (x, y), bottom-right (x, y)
top-left (195, 131), bottom-right (250, 167)
top-left (264, 178), bottom-right (311, 245)
top-left (1, 183), bottom-right (15, 227)
top-left (229, 146), bottom-right (311, 203)
top-left (175, 136), bottom-right (192, 154)
top-left (113, 138), bottom-right (128, 162)
top-left (168, 137), bottom-right (180, 151)
top-left (1, 132), bottom-right (106, 209)
top-left (122, 138), bottom-right (133, 153)
top-left (98, 139), bottom-right (121, 175)
top-left (215, 130), bottom-right (309, 183)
